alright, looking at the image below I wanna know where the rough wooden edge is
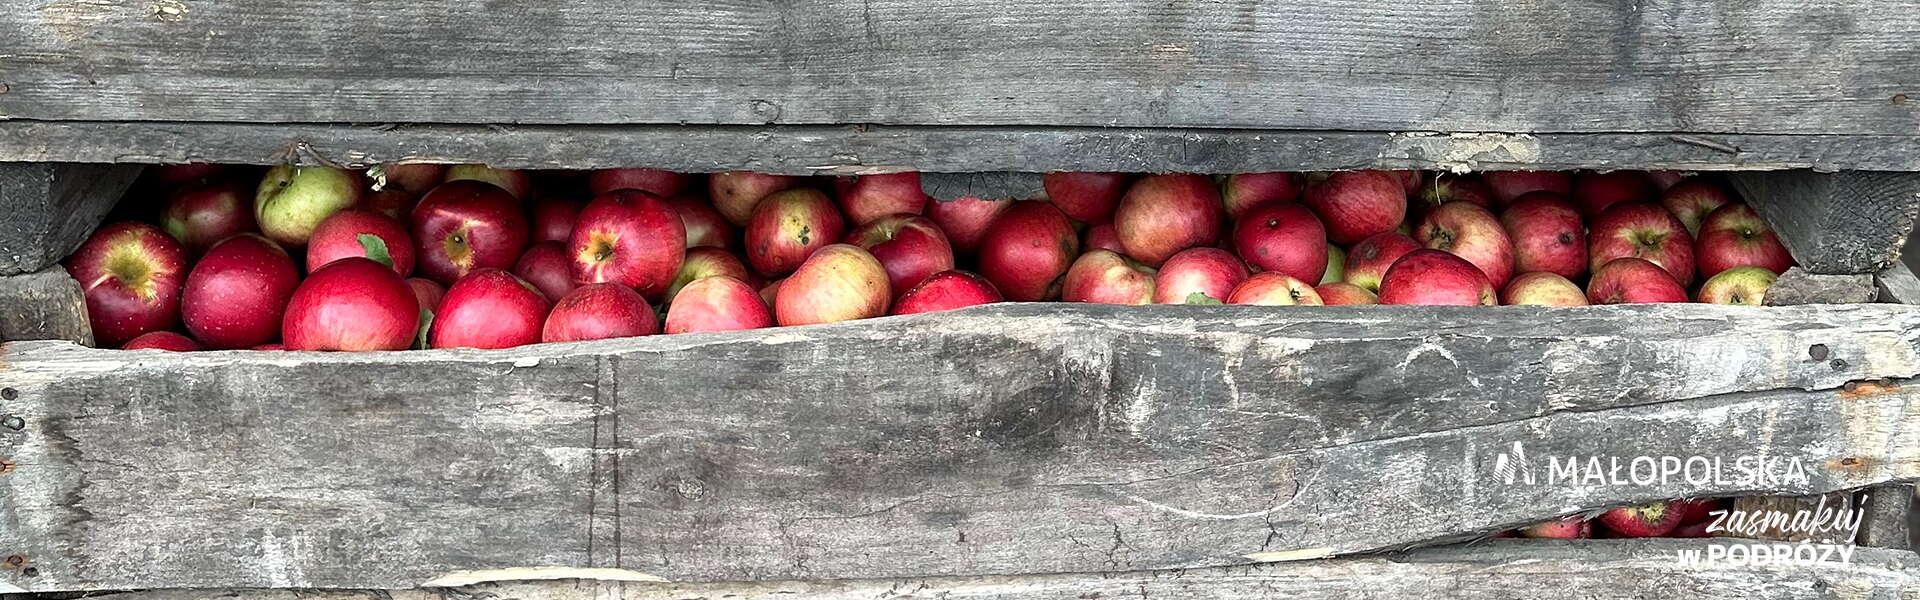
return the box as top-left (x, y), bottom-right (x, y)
top-left (0, 163), bottom-right (144, 276)
top-left (1763, 268), bottom-right (1877, 306)
top-left (920, 172), bottom-right (1045, 201)
top-left (1878, 263), bottom-right (1920, 305)
top-left (0, 268), bottom-right (91, 346)
top-left (1733, 171), bottom-right (1920, 275)
top-left (8, 122), bottom-right (1920, 174)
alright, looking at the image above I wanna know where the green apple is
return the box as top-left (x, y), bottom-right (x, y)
top-left (1696, 266), bottom-right (1777, 306)
top-left (254, 165), bottom-right (362, 247)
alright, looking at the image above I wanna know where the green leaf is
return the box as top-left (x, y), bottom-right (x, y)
top-left (413, 308), bottom-right (434, 350)
top-left (357, 234), bottom-right (394, 268)
top-left (1184, 292), bottom-right (1225, 305)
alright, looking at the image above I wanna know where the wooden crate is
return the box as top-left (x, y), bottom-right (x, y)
top-left (3, 0), bottom-right (1919, 597)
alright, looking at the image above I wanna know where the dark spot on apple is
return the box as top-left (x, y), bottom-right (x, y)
top-left (797, 226), bottom-right (811, 245)
top-left (1558, 232), bottom-right (1574, 245)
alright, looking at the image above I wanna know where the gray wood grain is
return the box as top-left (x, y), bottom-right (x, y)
top-left (1733, 171), bottom-right (1920, 275)
top-left (8, 122), bottom-right (1920, 174)
top-left (42, 540), bottom-right (1920, 600)
top-left (1878, 264), bottom-right (1920, 305)
top-left (3, 303), bottom-right (1919, 591)
top-left (6, 1), bottom-right (1919, 134)
top-left (0, 163), bottom-right (143, 276)
top-left (1858, 484), bottom-right (1913, 548)
top-left (1765, 268), bottom-right (1878, 306)
top-left (920, 173), bottom-right (1044, 202)
top-left (0, 268), bottom-right (92, 346)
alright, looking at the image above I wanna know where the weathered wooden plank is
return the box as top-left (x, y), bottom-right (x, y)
top-left (0, 164), bottom-right (142, 276)
top-left (7, 1), bottom-right (1919, 135)
top-left (0, 268), bottom-right (91, 346)
top-left (1762, 268), bottom-right (1877, 305)
top-left (8, 122), bottom-right (1920, 174)
top-left (2, 303), bottom-right (1918, 591)
top-left (1879, 264), bottom-right (1920, 304)
top-left (920, 172), bottom-right (1044, 202)
top-left (1858, 485), bottom-right (1914, 548)
top-left (40, 540), bottom-right (1920, 600)
top-left (1732, 171), bottom-right (1920, 275)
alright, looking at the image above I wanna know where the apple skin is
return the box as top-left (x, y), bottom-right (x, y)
top-left (926, 195), bottom-right (1014, 253)
top-left (149, 163), bottom-right (227, 188)
top-left (541, 283), bottom-right (660, 343)
top-left (512, 241), bottom-right (579, 302)
top-left (529, 196), bottom-right (582, 243)
top-left (1084, 223), bottom-right (1127, 254)
top-left (1573, 170), bottom-right (1656, 217)
top-left (1377, 249), bottom-right (1498, 306)
top-left (836, 172), bottom-right (929, 225)
top-left (1661, 178), bottom-right (1734, 236)
top-left (1415, 201), bottom-right (1515, 289)
top-left (1697, 266), bottom-right (1778, 305)
top-left (774, 244), bottom-right (891, 326)
top-left (1597, 501), bottom-right (1683, 538)
top-left (893, 270), bottom-right (1003, 315)
top-left (1413, 174), bottom-right (1496, 221)
top-left (407, 277), bottom-right (446, 314)
top-left (1500, 192), bottom-right (1588, 280)
top-left (1062, 250), bottom-right (1156, 305)
top-left (571, 189), bottom-right (687, 299)
top-left (977, 201), bottom-right (1080, 301)
top-left (1648, 170), bottom-right (1691, 191)
top-left (254, 165), bottom-right (363, 247)
top-left (665, 247), bottom-right (756, 304)
top-left (282, 257), bottom-right (420, 351)
top-left (307, 210), bottom-right (416, 276)
top-left (1321, 245), bottom-right (1346, 284)
top-left (409, 180), bottom-right (531, 285)
top-left (1501, 272), bottom-right (1589, 307)
top-left (589, 168), bottom-right (690, 198)
top-left (1232, 202), bottom-right (1329, 284)
top-left (377, 163), bottom-right (447, 195)
top-left (1386, 170), bottom-right (1421, 194)
top-left (64, 222), bottom-right (189, 347)
top-left (1227, 272), bottom-right (1323, 305)
top-left (1587, 257), bottom-right (1690, 305)
top-left (846, 214), bottom-right (955, 298)
top-left (665, 276), bottom-right (776, 333)
top-left (1315, 282), bottom-right (1378, 305)
top-left (1343, 232), bottom-right (1423, 292)
top-left (360, 190), bottom-right (419, 223)
top-left (1154, 247), bottom-right (1249, 304)
top-left (444, 164), bottom-right (532, 199)
top-left (709, 171), bottom-right (800, 226)
top-left (1588, 203), bottom-right (1696, 285)
top-left (1482, 171), bottom-right (1573, 206)
top-left (1520, 517), bottom-right (1593, 539)
top-left (1302, 171), bottom-right (1407, 245)
top-left (759, 278), bottom-right (784, 307)
top-left (1045, 172), bottom-right (1133, 224)
top-left (743, 188), bottom-right (846, 278)
top-left (667, 194), bottom-right (736, 250)
top-left (122, 331), bottom-right (201, 351)
top-left (1695, 203), bottom-right (1792, 277)
top-left (1221, 172), bottom-right (1302, 220)
top-left (161, 180), bottom-right (257, 254)
top-left (1113, 174), bottom-right (1224, 267)
top-left (430, 269), bottom-right (551, 349)
top-left (180, 233), bottom-right (301, 349)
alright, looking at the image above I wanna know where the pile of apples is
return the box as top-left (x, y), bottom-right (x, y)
top-left (1506, 498), bottom-right (1732, 539)
top-left (66, 165), bottom-right (1791, 352)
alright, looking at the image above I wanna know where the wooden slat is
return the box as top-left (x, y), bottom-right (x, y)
top-left (6, 121), bottom-right (1920, 174)
top-left (1733, 171), bottom-right (1920, 275)
top-left (0, 268), bottom-right (91, 346)
top-left (2, 303), bottom-right (1918, 591)
top-left (1878, 264), bottom-right (1920, 305)
top-left (42, 540), bottom-right (1920, 600)
top-left (6, 1), bottom-right (1918, 134)
top-left (1858, 485), bottom-right (1914, 548)
top-left (0, 163), bottom-right (143, 276)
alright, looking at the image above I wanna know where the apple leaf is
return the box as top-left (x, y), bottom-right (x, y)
top-left (413, 308), bottom-right (434, 350)
top-left (1184, 292), bottom-right (1225, 305)
top-left (357, 234), bottom-right (394, 268)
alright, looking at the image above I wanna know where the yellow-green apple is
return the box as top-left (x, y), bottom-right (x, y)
top-left (846, 214), bottom-right (954, 298)
top-left (1302, 170), bottom-right (1406, 245)
top-left (1377, 249), bottom-right (1497, 306)
top-left (412, 180), bottom-right (531, 285)
top-left (926, 195), bottom-right (1013, 253)
top-left (1232, 202), bottom-right (1328, 283)
top-left (665, 276), bottom-right (774, 333)
top-left (1321, 245), bottom-right (1345, 284)
top-left (709, 171), bottom-right (799, 226)
top-left (665, 246), bottom-right (755, 303)
top-left (1154, 247), bottom-right (1248, 304)
top-left (179, 233), bottom-right (299, 349)
top-left (744, 188), bottom-right (844, 278)
top-left (1500, 192), bottom-right (1587, 279)
top-left (512, 241), bottom-right (577, 302)
top-left (530, 196), bottom-right (581, 243)
top-left (1227, 272), bottom-right (1323, 305)
top-left (666, 194), bottom-right (735, 249)
top-left (1483, 171), bottom-right (1571, 207)
top-left (977, 201), bottom-right (1079, 301)
top-left (65, 222), bottom-right (188, 346)
top-left (1315, 282), bottom-right (1377, 305)
top-left (836, 172), bottom-right (929, 225)
top-left (446, 164), bottom-right (533, 199)
top-left (1695, 203), bottom-right (1792, 277)
top-left (283, 257), bottom-right (420, 351)
top-left (1586, 257), bottom-right (1688, 304)
top-left (255, 165), bottom-right (363, 247)
top-left (1044, 171), bottom-right (1131, 224)
top-left (1660, 178), bottom-right (1734, 236)
top-left (1697, 266), bottom-right (1777, 305)
top-left (571, 189), bottom-right (686, 299)
top-left (1084, 223), bottom-right (1126, 254)
top-left (161, 180), bottom-right (257, 254)
top-left (1113, 174), bottom-right (1223, 267)
top-left (1344, 232), bottom-right (1422, 292)
top-left (1062, 250), bottom-right (1156, 305)
top-left (122, 331), bottom-right (200, 351)
top-left (1221, 172), bottom-right (1301, 220)
top-left (1588, 203), bottom-right (1695, 284)
top-left (308, 210), bottom-right (415, 275)
top-left (430, 269), bottom-right (550, 349)
top-left (1416, 201), bottom-right (1514, 289)
top-left (541, 283), bottom-right (659, 342)
top-left (775, 244), bottom-right (890, 326)
top-left (1501, 272), bottom-right (1588, 307)
top-left (1573, 170), bottom-right (1655, 217)
top-left (587, 167), bottom-right (688, 198)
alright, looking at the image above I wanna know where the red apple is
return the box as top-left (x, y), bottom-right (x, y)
top-left (667, 195), bottom-right (735, 250)
top-left (1695, 203), bottom-right (1792, 277)
top-left (1573, 171), bottom-right (1656, 217)
top-left (411, 180), bottom-right (530, 285)
top-left (836, 172), bottom-right (929, 225)
top-left (1589, 203), bottom-right (1695, 285)
top-left (571, 189), bottom-right (687, 299)
top-left (308, 210), bottom-right (416, 275)
top-left (666, 247), bottom-right (755, 302)
top-left (542, 283), bottom-right (659, 342)
top-left (1084, 223), bottom-right (1127, 254)
top-left (1045, 172), bottom-right (1132, 224)
top-left (1520, 516), bottom-right (1592, 539)
top-left (892, 270), bottom-right (1003, 315)
top-left (1315, 282), bottom-right (1377, 305)
top-left (1386, 170), bottom-right (1421, 194)
top-left (1416, 202), bottom-right (1515, 289)
top-left (283, 257), bottom-right (419, 351)
top-left (1587, 257), bottom-right (1689, 304)
top-left (180, 234), bottom-right (299, 349)
top-left (1221, 172), bottom-right (1301, 220)
top-left (360, 190), bottom-right (419, 222)
top-left (1483, 171), bottom-right (1572, 206)
top-left (1598, 501), bottom-right (1683, 537)
top-left (1154, 247), bottom-right (1248, 304)
top-left (65, 222), bottom-right (188, 347)
top-left (775, 244), bottom-right (890, 326)
top-left (161, 180), bottom-right (256, 254)
top-left (1062, 250), bottom-right (1156, 305)
top-left (744, 188), bottom-right (845, 278)
top-left (588, 168), bottom-right (690, 198)
top-left (1113, 174), bottom-right (1224, 267)
top-left (665, 276), bottom-right (775, 333)
top-left (148, 163), bottom-right (226, 188)
top-left (1697, 266), bottom-right (1777, 305)
top-left (1232, 202), bottom-right (1328, 283)
top-left (407, 278), bottom-right (446, 314)
top-left (846, 214), bottom-right (954, 298)
top-left (513, 241), bottom-right (578, 302)
top-left (926, 195), bottom-right (1013, 253)
top-left (1377, 249), bottom-right (1497, 306)
top-left (1500, 192), bottom-right (1587, 280)
top-left (1303, 171), bottom-right (1406, 245)
top-left (1501, 272), bottom-right (1589, 307)
top-left (1414, 174), bottom-right (1496, 218)
top-left (709, 171), bottom-right (799, 226)
top-left (122, 331), bottom-right (200, 351)
top-left (255, 165), bottom-right (363, 247)
top-left (1648, 171), bottom-right (1691, 191)
top-left (1227, 272), bottom-right (1323, 305)
top-left (1343, 232), bottom-right (1422, 292)
top-left (375, 163), bottom-right (447, 195)
top-left (976, 201), bottom-right (1079, 301)
top-left (1661, 178), bottom-right (1734, 236)
top-left (530, 196), bottom-right (582, 243)
top-left (431, 269), bottom-right (550, 349)
top-left (444, 164), bottom-right (532, 199)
